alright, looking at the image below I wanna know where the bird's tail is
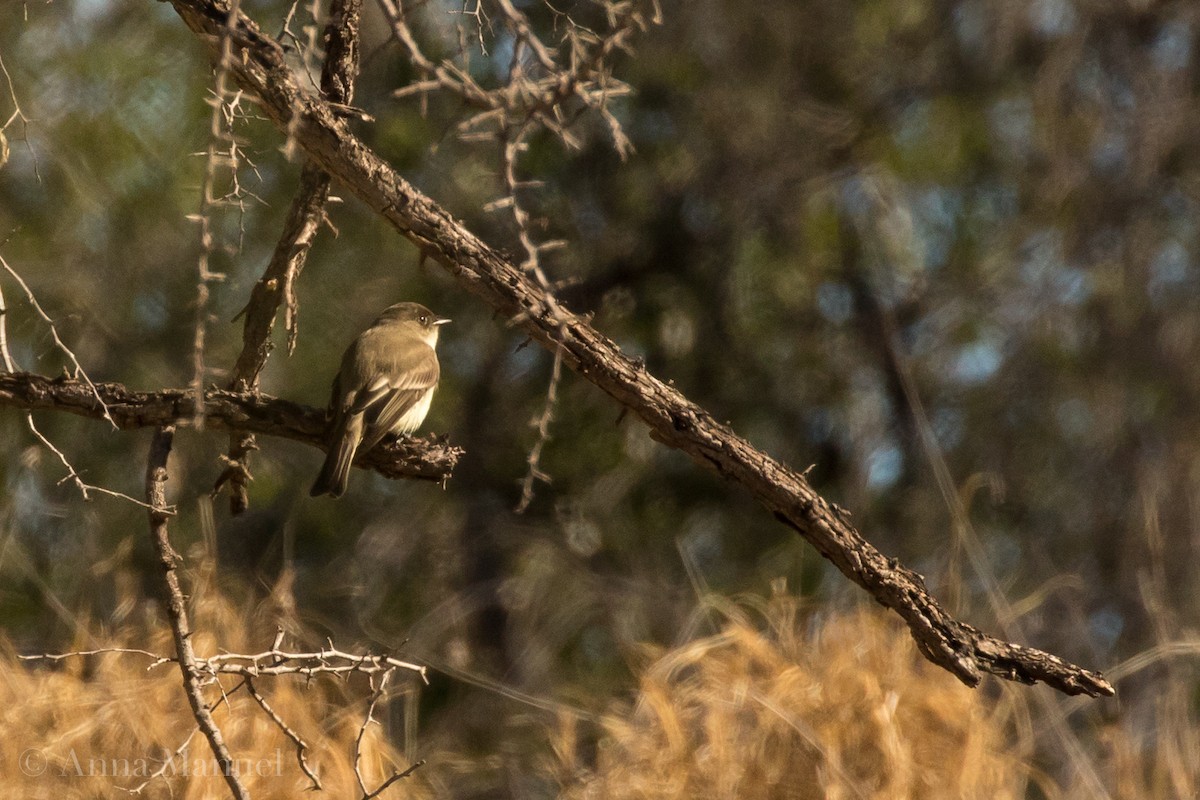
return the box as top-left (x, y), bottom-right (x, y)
top-left (310, 414), bottom-right (363, 498)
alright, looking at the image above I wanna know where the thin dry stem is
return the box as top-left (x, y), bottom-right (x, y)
top-left (516, 343), bottom-right (563, 512)
top-left (362, 761), bottom-right (424, 799)
top-left (121, 729), bottom-right (199, 796)
top-left (0, 265), bottom-right (165, 511)
top-left (354, 669), bottom-right (392, 795)
top-left (145, 426), bottom-right (249, 800)
top-left (0, 252), bottom-right (114, 426)
top-left (245, 677), bottom-right (323, 790)
top-left (850, 235), bottom-right (1112, 796)
top-left (0, 51), bottom-right (41, 180)
top-left (353, 668), bottom-right (423, 798)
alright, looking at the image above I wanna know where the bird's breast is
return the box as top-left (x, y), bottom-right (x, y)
top-left (393, 387), bottom-right (435, 434)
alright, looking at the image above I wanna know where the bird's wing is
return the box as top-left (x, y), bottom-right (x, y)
top-left (357, 349), bottom-right (441, 453)
top-left (346, 379), bottom-right (393, 416)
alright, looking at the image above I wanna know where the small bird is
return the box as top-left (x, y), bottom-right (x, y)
top-left (310, 302), bottom-right (449, 498)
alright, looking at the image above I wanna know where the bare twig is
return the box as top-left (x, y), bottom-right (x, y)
top-left (166, 0), bottom-right (1112, 697)
top-left (515, 343), bottom-right (562, 512)
top-left (0, 251), bottom-right (115, 426)
top-left (25, 416), bottom-right (174, 512)
top-left (498, 126), bottom-right (569, 508)
top-left (145, 426), bottom-right (249, 800)
top-left (354, 668), bottom-right (392, 796)
top-left (363, 761), bottom-right (424, 800)
top-left (19, 646), bottom-right (169, 665)
top-left (0, 265), bottom-right (160, 510)
top-left (245, 677), bottom-right (323, 790)
top-left (121, 729), bottom-right (199, 796)
top-left (378, 0), bottom-right (650, 153)
top-left (0, 276), bottom-right (13, 375)
top-left (0, 51), bottom-right (41, 180)
top-left (353, 668), bottom-right (424, 799)
top-left (202, 647), bottom-right (427, 679)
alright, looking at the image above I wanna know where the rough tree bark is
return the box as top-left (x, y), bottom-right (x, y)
top-left (221, 0), bottom-right (364, 514)
top-left (162, 0), bottom-right (1112, 698)
top-left (0, 372), bottom-right (460, 482)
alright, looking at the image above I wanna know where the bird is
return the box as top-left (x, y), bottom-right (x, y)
top-left (310, 302), bottom-right (449, 498)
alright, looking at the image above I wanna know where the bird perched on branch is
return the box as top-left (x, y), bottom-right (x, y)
top-left (310, 302), bottom-right (449, 498)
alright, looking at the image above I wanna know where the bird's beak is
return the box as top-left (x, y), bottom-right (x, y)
top-left (433, 317), bottom-right (451, 326)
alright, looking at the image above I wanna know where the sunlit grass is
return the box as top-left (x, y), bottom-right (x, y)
top-left (2, 576), bottom-right (1195, 799)
top-left (0, 566), bottom-right (427, 800)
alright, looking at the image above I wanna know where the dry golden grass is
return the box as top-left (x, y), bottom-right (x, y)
top-left (5, 567), bottom-right (1197, 800)
top-left (0, 564), bottom-right (428, 800)
top-left (554, 593), bottom-right (1031, 800)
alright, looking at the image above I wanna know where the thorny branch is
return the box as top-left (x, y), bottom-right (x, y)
top-left (200, 646), bottom-right (427, 679)
top-left (499, 125), bottom-right (568, 510)
top-left (167, 0), bottom-right (1113, 697)
top-left (516, 342), bottom-right (561, 512)
top-left (21, 643), bottom-right (427, 681)
top-left (221, 0), bottom-right (363, 514)
top-left (145, 426), bottom-right (250, 800)
top-left (189, 0), bottom-right (248, 428)
top-left (0, 371), bottom-right (462, 483)
top-left (377, 0), bottom-right (654, 153)
top-left (377, 0), bottom-right (657, 507)
top-left (22, 640), bottom-right (428, 796)
top-left (354, 668), bottom-right (425, 799)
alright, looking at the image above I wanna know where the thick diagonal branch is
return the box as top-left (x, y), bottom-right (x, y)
top-left (166, 0), bottom-right (1113, 698)
top-left (146, 426), bottom-right (249, 800)
top-left (223, 0), bottom-right (363, 513)
top-left (0, 372), bottom-right (459, 482)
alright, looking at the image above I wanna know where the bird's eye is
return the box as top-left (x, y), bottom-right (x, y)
top-left (419, 315), bottom-right (428, 324)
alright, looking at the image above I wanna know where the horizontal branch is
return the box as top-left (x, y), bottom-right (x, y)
top-left (22, 644), bottom-right (427, 680)
top-left (0, 371), bottom-right (460, 482)
top-left (165, 0), bottom-right (1112, 697)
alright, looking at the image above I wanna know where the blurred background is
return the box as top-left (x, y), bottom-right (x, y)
top-left (1, 0), bottom-right (1199, 797)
